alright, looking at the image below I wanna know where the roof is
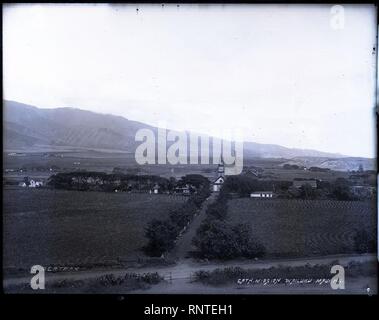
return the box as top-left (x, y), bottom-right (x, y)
top-left (251, 191), bottom-right (273, 194)
top-left (213, 176), bottom-right (225, 184)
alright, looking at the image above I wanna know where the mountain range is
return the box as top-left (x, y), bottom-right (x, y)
top-left (3, 100), bottom-right (374, 170)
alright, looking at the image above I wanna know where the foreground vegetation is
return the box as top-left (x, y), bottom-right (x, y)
top-left (5, 272), bottom-right (163, 293)
top-left (194, 260), bottom-right (377, 286)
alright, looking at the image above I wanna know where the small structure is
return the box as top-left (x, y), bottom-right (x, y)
top-left (292, 180), bottom-right (317, 189)
top-left (182, 185), bottom-right (191, 195)
top-left (174, 184), bottom-right (192, 196)
top-left (152, 184), bottom-right (160, 194)
top-left (19, 182), bottom-right (27, 187)
top-left (28, 180), bottom-right (43, 188)
top-left (250, 191), bottom-right (274, 198)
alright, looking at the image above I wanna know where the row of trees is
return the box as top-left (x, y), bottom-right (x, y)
top-left (192, 188), bottom-right (266, 260)
top-left (48, 172), bottom-right (172, 192)
top-left (143, 182), bottom-right (211, 257)
top-left (287, 178), bottom-right (373, 201)
top-left (48, 172), bottom-right (210, 194)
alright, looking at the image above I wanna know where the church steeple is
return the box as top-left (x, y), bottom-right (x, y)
top-left (217, 159), bottom-right (225, 177)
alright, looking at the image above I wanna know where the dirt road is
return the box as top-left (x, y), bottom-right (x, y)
top-left (167, 193), bottom-right (217, 260)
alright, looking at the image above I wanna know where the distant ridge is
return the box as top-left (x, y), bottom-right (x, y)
top-left (3, 100), bottom-right (375, 170)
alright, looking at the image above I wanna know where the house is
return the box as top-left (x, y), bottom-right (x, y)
top-left (292, 180), bottom-right (317, 189)
top-left (19, 182), bottom-right (27, 187)
top-left (29, 180), bottom-right (43, 188)
top-left (250, 191), bottom-right (274, 198)
top-left (152, 184), bottom-right (160, 194)
top-left (182, 186), bottom-right (191, 195)
top-left (212, 161), bottom-right (225, 192)
top-left (174, 184), bottom-right (192, 196)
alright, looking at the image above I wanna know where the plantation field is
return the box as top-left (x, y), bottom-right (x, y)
top-left (228, 198), bottom-right (376, 258)
top-left (3, 188), bottom-right (187, 272)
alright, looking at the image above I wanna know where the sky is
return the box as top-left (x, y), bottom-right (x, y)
top-left (3, 4), bottom-right (377, 157)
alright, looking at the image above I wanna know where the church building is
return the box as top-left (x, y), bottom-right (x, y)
top-left (212, 161), bottom-right (225, 192)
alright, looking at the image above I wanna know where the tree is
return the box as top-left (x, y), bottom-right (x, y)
top-left (232, 224), bottom-right (265, 258)
top-left (178, 174), bottom-right (210, 189)
top-left (193, 220), bottom-right (265, 259)
top-left (144, 219), bottom-right (177, 256)
top-left (169, 200), bottom-right (198, 230)
top-left (332, 178), bottom-right (352, 200)
top-left (193, 220), bottom-right (239, 259)
top-left (206, 199), bottom-right (228, 220)
top-left (299, 183), bottom-right (317, 200)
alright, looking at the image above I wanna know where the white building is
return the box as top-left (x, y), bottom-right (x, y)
top-left (152, 184), bottom-right (159, 194)
top-left (212, 161), bottom-right (225, 192)
top-left (28, 180), bottom-right (43, 188)
top-left (250, 191), bottom-right (274, 198)
top-left (212, 176), bottom-right (225, 192)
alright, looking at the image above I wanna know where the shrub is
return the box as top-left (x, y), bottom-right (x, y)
top-left (144, 219), bottom-right (178, 256)
top-left (140, 272), bottom-right (163, 284)
top-left (232, 224), bottom-right (266, 258)
top-left (206, 200), bottom-right (228, 220)
top-left (193, 220), bottom-right (265, 260)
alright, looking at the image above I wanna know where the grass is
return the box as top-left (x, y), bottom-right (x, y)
top-left (3, 188), bottom-right (186, 272)
top-left (227, 198), bottom-right (376, 258)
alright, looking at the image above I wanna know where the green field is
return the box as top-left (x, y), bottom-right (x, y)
top-left (3, 188), bottom-right (187, 271)
top-left (228, 198), bottom-right (376, 258)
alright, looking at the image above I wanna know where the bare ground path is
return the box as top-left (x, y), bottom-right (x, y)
top-left (166, 192), bottom-right (217, 261)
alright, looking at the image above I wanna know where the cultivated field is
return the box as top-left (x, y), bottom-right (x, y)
top-left (3, 188), bottom-right (187, 273)
top-left (228, 198), bottom-right (376, 258)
